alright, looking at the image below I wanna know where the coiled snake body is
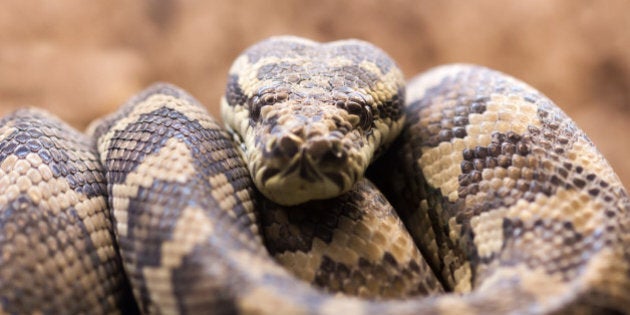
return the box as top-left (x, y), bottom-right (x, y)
top-left (1, 36), bottom-right (629, 314)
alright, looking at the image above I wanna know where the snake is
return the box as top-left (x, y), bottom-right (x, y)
top-left (1, 35), bottom-right (629, 314)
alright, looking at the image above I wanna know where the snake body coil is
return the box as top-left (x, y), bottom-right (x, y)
top-left (0, 110), bottom-right (134, 313)
top-left (0, 36), bottom-right (629, 314)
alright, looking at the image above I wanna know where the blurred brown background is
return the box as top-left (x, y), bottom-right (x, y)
top-left (0, 0), bottom-right (629, 187)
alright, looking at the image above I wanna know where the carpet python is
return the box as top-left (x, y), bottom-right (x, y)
top-left (0, 35), bottom-right (629, 314)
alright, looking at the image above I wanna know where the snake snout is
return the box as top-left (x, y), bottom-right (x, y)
top-left (271, 129), bottom-right (347, 167)
top-left (254, 123), bottom-right (356, 205)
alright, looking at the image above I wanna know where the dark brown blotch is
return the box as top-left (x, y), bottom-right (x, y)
top-left (461, 160), bottom-right (474, 173)
top-left (572, 178), bottom-right (586, 189)
top-left (225, 74), bottom-right (247, 107)
top-left (588, 188), bottom-right (600, 197)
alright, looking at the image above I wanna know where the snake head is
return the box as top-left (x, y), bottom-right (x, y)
top-left (222, 36), bottom-right (405, 205)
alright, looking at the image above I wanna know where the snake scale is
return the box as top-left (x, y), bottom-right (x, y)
top-left (1, 35), bottom-right (629, 314)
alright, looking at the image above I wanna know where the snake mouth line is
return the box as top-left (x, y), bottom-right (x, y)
top-left (252, 145), bottom-right (359, 205)
top-left (258, 149), bottom-right (350, 192)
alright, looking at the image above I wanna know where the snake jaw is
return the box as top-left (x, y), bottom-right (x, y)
top-left (252, 160), bottom-right (359, 206)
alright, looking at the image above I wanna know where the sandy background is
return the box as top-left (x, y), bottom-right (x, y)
top-left (1, 1), bottom-right (628, 187)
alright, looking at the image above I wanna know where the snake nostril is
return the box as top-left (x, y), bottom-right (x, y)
top-left (321, 147), bottom-right (347, 166)
top-left (307, 139), bottom-right (330, 160)
top-left (278, 135), bottom-right (300, 158)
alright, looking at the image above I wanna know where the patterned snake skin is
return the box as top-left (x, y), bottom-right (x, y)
top-left (1, 36), bottom-right (629, 314)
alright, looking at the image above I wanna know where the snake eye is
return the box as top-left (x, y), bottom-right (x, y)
top-left (340, 100), bottom-right (373, 131)
top-left (345, 101), bottom-right (363, 116)
top-left (334, 91), bottom-right (374, 131)
top-left (360, 105), bottom-right (373, 131)
top-left (249, 91), bottom-right (288, 123)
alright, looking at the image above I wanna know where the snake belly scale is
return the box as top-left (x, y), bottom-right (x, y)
top-left (0, 35), bottom-right (628, 314)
